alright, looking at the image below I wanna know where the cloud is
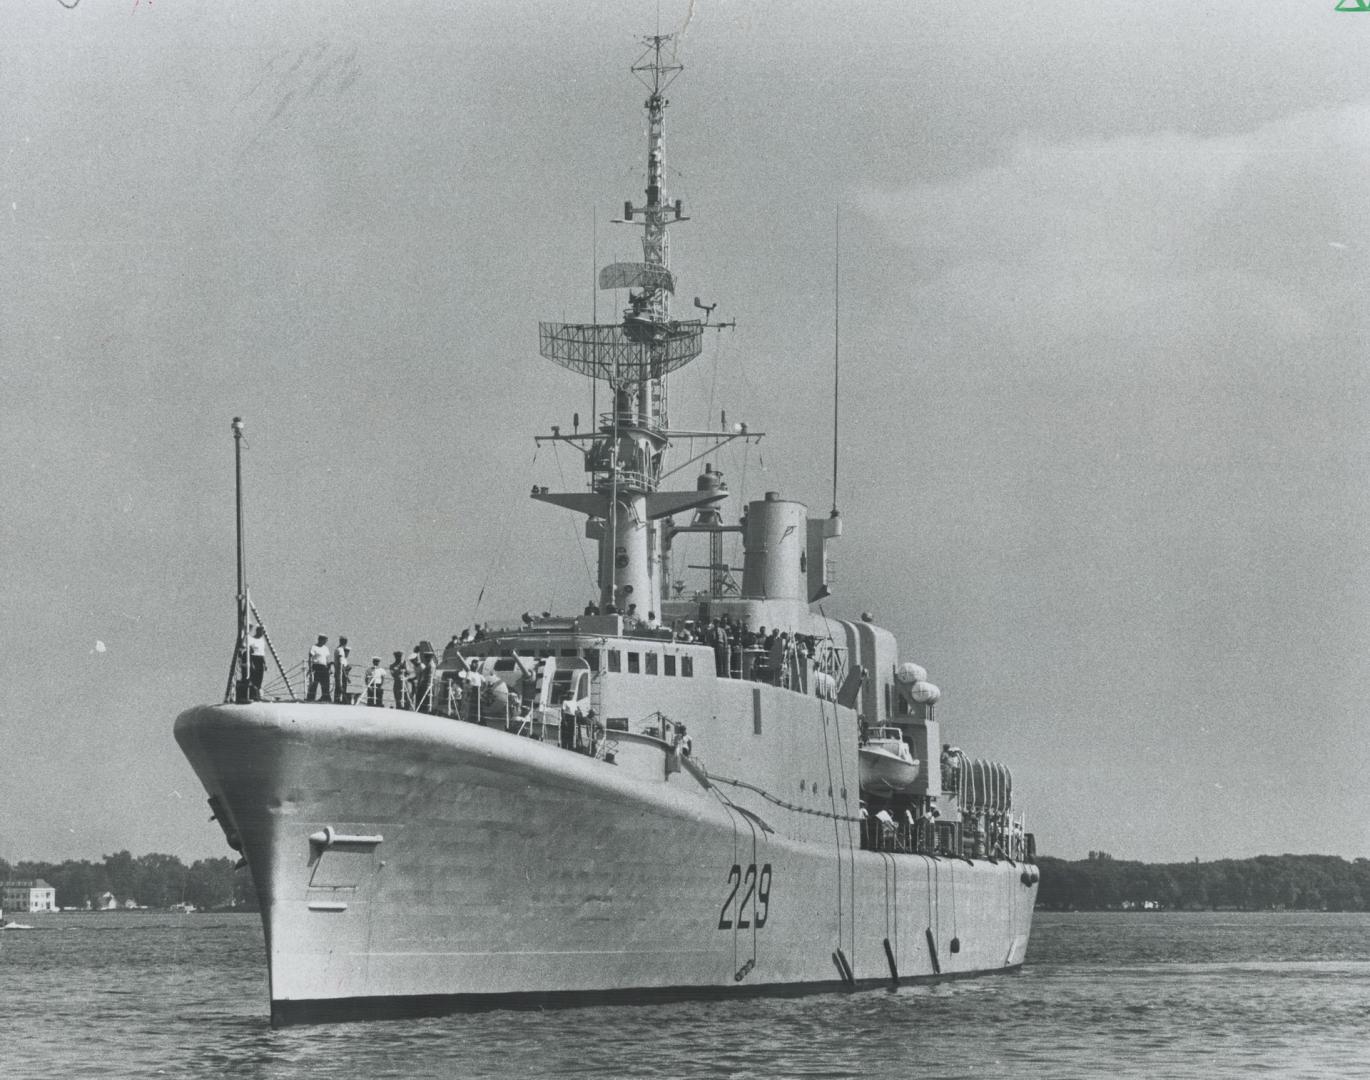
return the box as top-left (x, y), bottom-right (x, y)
top-left (841, 99), bottom-right (1370, 747)
top-left (853, 99), bottom-right (1370, 362)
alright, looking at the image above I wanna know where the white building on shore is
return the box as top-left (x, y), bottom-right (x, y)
top-left (1, 879), bottom-right (57, 913)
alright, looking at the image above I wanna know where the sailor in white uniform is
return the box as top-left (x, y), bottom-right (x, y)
top-left (307, 636), bottom-right (331, 701)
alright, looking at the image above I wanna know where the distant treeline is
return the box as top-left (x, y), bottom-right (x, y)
top-left (1037, 853), bottom-right (1370, 911)
top-left (10, 849), bottom-right (1367, 913)
top-left (0, 851), bottom-right (257, 912)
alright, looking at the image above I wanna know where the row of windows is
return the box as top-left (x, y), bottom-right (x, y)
top-left (606, 650), bottom-right (694, 677)
top-left (471, 646), bottom-right (698, 678)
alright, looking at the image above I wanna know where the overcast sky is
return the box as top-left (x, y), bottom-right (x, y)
top-left (2, 0), bottom-right (1367, 865)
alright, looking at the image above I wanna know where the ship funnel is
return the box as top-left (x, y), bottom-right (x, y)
top-left (741, 494), bottom-right (807, 601)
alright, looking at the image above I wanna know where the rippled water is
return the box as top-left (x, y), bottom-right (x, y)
top-left (5, 911), bottom-right (1369, 1078)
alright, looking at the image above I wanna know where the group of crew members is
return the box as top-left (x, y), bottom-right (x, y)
top-left (673, 615), bottom-right (826, 688)
top-left (566, 606), bottom-right (834, 689)
top-left (300, 632), bottom-right (495, 712)
top-left (860, 797), bottom-right (945, 855)
top-left (242, 609), bottom-right (830, 713)
top-left (859, 795), bottom-right (1023, 861)
top-left (302, 630), bottom-right (604, 755)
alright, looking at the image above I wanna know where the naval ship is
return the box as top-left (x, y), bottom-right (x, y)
top-left (175, 36), bottom-right (1038, 1026)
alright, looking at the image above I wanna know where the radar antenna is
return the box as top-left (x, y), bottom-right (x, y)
top-left (540, 33), bottom-right (701, 382)
top-left (534, 36), bottom-right (752, 614)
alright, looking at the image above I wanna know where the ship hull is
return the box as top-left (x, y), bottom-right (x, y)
top-left (176, 702), bottom-right (1036, 1026)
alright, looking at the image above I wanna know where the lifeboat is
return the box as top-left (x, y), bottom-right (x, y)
top-left (859, 726), bottom-right (921, 795)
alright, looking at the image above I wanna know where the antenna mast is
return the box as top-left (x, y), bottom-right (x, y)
top-left (225, 416), bottom-right (250, 703)
top-left (535, 35), bottom-right (748, 615)
top-left (629, 34), bottom-right (683, 333)
top-left (831, 208), bottom-right (840, 517)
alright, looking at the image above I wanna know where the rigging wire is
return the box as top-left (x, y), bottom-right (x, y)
top-left (732, 437), bottom-right (752, 571)
top-left (828, 664), bottom-right (857, 953)
top-left (816, 597), bottom-right (857, 953)
top-left (475, 445), bottom-right (539, 614)
top-left (816, 683), bottom-right (845, 947)
top-left (249, 599), bottom-right (297, 702)
top-left (553, 439), bottom-right (597, 594)
top-left (930, 857), bottom-right (940, 959)
top-left (591, 205), bottom-right (597, 432)
top-left (706, 777), bottom-right (760, 975)
top-left (724, 324), bottom-right (759, 412)
top-left (704, 323), bottom-right (720, 434)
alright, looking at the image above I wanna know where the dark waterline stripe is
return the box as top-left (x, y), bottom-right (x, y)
top-left (270, 964), bottom-right (1023, 1027)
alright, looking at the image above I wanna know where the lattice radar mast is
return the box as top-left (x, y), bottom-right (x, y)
top-left (535, 35), bottom-right (729, 616)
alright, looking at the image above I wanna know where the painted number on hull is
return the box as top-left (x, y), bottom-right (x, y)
top-left (717, 863), bottom-right (771, 930)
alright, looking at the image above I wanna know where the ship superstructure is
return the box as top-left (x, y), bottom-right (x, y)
top-left (175, 35), bottom-right (1038, 1027)
top-left (534, 36), bottom-right (723, 619)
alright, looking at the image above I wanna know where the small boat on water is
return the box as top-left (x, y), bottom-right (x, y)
top-left (859, 726), bottom-right (921, 795)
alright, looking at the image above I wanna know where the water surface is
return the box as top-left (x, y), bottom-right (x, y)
top-left (5, 910), bottom-right (1368, 1078)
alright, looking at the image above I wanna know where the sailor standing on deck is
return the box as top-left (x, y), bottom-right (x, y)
top-left (421, 651), bottom-right (438, 712)
top-left (307, 635), bottom-right (331, 702)
top-left (365, 657), bottom-right (386, 707)
top-left (765, 629), bottom-right (783, 686)
top-left (941, 745), bottom-right (962, 795)
top-left (389, 651), bottom-right (408, 709)
top-left (713, 620), bottom-right (730, 679)
top-left (247, 626), bottom-right (267, 700)
top-left (560, 697), bottom-right (577, 750)
top-left (332, 636), bottom-right (351, 703)
top-left (918, 803), bottom-right (940, 854)
top-left (411, 650), bottom-right (434, 712)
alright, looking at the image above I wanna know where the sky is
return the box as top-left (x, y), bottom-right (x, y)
top-left (1, 0), bottom-right (1367, 865)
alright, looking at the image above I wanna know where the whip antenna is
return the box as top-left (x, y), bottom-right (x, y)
top-left (831, 207), bottom-right (840, 516)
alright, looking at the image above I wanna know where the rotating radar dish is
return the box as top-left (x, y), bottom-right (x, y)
top-left (538, 320), bottom-right (704, 385)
